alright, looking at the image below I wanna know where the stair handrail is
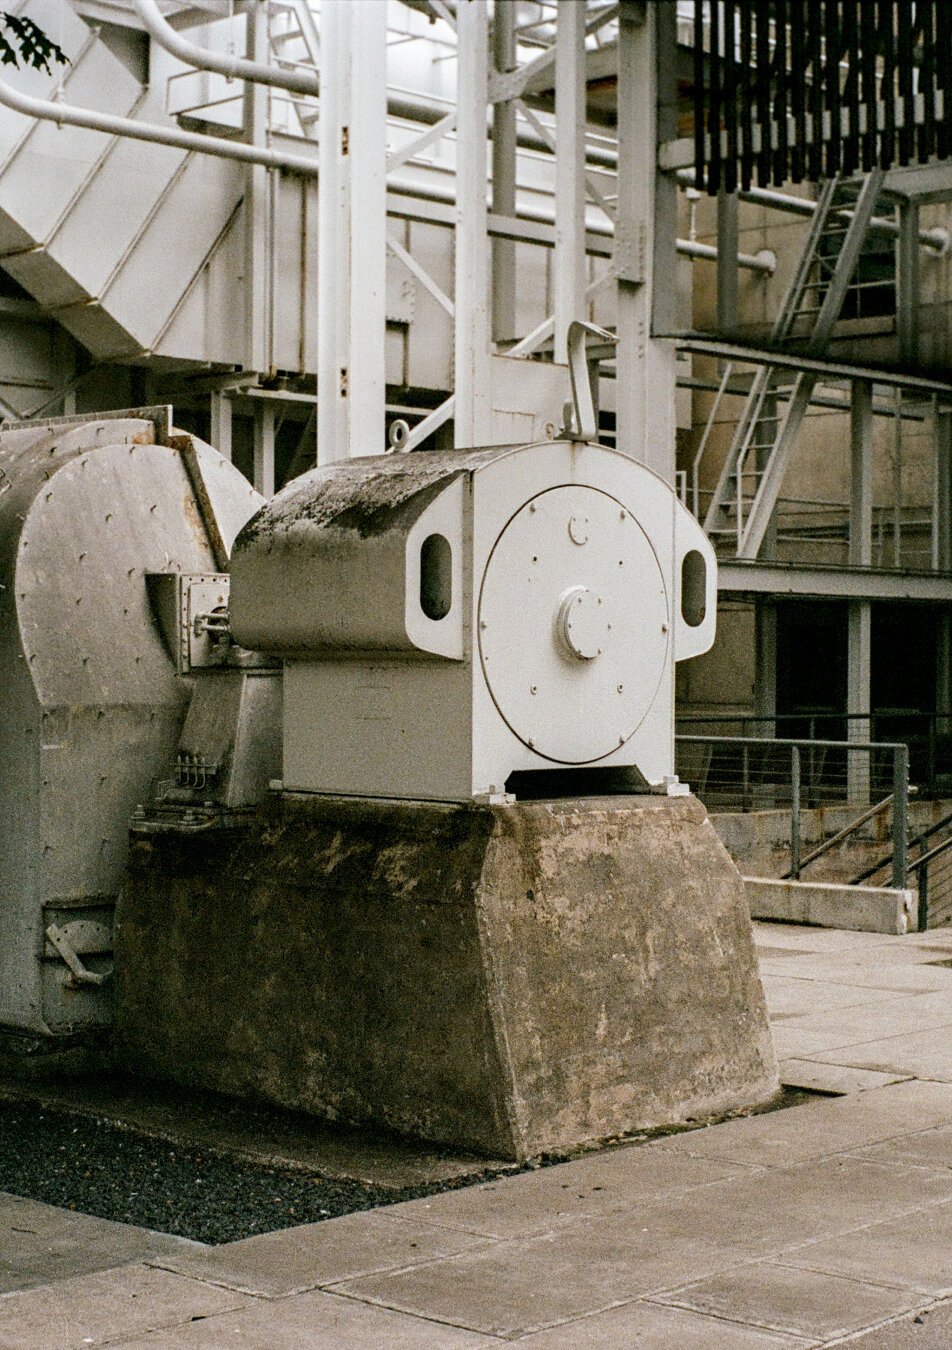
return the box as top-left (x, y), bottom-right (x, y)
top-left (781, 787), bottom-right (916, 880)
top-left (0, 72), bottom-right (319, 176)
top-left (691, 360), bottom-right (732, 518)
top-left (851, 805), bottom-right (952, 886)
top-left (134, 0), bottom-right (320, 98)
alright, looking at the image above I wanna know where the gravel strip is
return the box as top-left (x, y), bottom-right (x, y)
top-left (0, 1101), bottom-right (496, 1245)
top-left (0, 1086), bottom-right (818, 1245)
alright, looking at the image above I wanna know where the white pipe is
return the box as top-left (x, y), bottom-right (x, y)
top-left (134, 0), bottom-right (319, 98)
top-left (676, 168), bottom-right (950, 255)
top-left (0, 73), bottom-right (318, 175)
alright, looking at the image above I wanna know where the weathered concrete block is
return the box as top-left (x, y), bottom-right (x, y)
top-left (115, 794), bottom-right (778, 1162)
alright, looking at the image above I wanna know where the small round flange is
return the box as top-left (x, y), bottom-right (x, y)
top-left (555, 585), bottom-right (608, 661)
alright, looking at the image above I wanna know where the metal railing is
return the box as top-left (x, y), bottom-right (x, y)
top-left (677, 712), bottom-right (952, 800)
top-left (675, 734), bottom-right (910, 888)
top-left (911, 834), bottom-right (952, 931)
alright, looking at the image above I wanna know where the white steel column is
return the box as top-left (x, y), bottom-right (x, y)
top-left (615, 0), bottom-right (676, 479)
top-left (317, 0), bottom-right (387, 464)
top-left (253, 403), bottom-right (275, 498)
top-left (454, 0), bottom-right (492, 447)
top-left (848, 379), bottom-right (874, 802)
top-left (243, 1), bottom-right (271, 375)
top-left (491, 1), bottom-right (517, 344)
top-left (554, 0), bottom-right (586, 366)
top-left (209, 391), bottom-right (232, 462)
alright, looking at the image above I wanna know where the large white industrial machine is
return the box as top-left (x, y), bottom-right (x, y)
top-left (231, 435), bottom-right (716, 802)
top-left (0, 408), bottom-right (265, 1045)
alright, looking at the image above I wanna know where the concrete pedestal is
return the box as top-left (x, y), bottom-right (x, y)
top-left (115, 794), bottom-right (778, 1161)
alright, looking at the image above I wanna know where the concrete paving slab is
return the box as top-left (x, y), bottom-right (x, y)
top-left (0, 1192), bottom-right (194, 1295)
top-left (770, 1024), bottom-right (860, 1058)
top-left (0, 1263), bottom-right (246, 1349)
top-left (756, 961), bottom-right (952, 993)
top-left (587, 1156), bottom-right (952, 1260)
top-left (513, 1299), bottom-right (812, 1346)
top-left (771, 993), bottom-right (952, 1052)
top-left (763, 978), bottom-right (925, 1018)
top-left (843, 1296), bottom-right (952, 1347)
top-left (778, 1060), bottom-right (912, 1095)
top-left (656, 1081), bottom-right (952, 1167)
top-left (654, 1262), bottom-right (918, 1341)
top-left (329, 1219), bottom-right (744, 1339)
top-left (752, 923), bottom-right (905, 954)
top-left (149, 1210), bottom-right (490, 1297)
top-left (777, 1200), bottom-right (952, 1295)
top-left (854, 1123), bottom-right (952, 1171)
top-left (109, 1288), bottom-right (497, 1348)
top-left (389, 1148), bottom-right (757, 1240)
top-left (810, 1030), bottom-right (952, 1080)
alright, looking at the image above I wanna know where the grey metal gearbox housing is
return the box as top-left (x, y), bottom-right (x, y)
top-left (0, 408), bottom-right (262, 1042)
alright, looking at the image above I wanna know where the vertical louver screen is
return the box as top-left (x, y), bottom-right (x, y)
top-left (692, 0), bottom-right (951, 192)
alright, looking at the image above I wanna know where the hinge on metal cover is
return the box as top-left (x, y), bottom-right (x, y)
top-left (44, 923), bottom-right (112, 988)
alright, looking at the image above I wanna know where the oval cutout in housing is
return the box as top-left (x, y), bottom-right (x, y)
top-left (680, 549), bottom-right (707, 628)
top-left (420, 533), bottom-right (452, 620)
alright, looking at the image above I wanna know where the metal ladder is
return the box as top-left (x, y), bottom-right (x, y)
top-left (268, 0), bottom-right (320, 137)
top-left (703, 170), bottom-right (885, 559)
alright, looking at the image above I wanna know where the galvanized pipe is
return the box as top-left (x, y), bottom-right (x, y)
top-left (676, 168), bottom-right (950, 254)
top-left (134, 0), bottom-right (320, 97)
top-left (0, 73), bottom-right (319, 175)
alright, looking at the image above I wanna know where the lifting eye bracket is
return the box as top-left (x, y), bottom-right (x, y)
top-left (560, 320), bottom-right (619, 442)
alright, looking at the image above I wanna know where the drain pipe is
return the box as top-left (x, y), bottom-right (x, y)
top-left (134, 0), bottom-right (319, 97)
top-left (0, 75), bottom-right (318, 175)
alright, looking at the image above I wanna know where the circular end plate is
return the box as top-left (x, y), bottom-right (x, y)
top-left (478, 485), bottom-right (669, 764)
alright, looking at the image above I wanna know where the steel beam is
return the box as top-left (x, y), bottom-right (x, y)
top-left (491, 0), bottom-right (517, 343)
top-left (676, 336), bottom-right (952, 397)
top-left (453, 0), bottom-right (491, 447)
top-left (253, 403), bottom-right (276, 498)
top-left (554, 0), bottom-right (586, 365)
top-left (716, 191), bottom-right (739, 333)
top-left (898, 201), bottom-right (921, 365)
top-left (243, 0), bottom-right (271, 375)
top-left (209, 390), bottom-right (232, 462)
top-left (850, 380), bottom-right (874, 568)
top-left (718, 561), bottom-right (952, 602)
top-left (317, 0), bottom-right (387, 463)
top-left (615, 0), bottom-right (675, 480)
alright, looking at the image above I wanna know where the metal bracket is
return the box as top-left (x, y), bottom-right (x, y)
top-left (560, 320), bottom-right (619, 442)
top-left (44, 923), bottom-right (112, 988)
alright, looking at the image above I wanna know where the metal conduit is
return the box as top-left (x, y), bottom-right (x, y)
top-left (0, 74), bottom-right (319, 175)
top-left (135, 0), bottom-right (319, 97)
top-left (388, 175), bottom-right (776, 273)
top-left (0, 73), bottom-right (770, 273)
top-left (136, 0), bottom-right (621, 171)
top-left (676, 168), bottom-right (950, 254)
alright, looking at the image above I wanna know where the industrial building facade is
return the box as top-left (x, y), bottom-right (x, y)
top-left (0, 0), bottom-right (949, 769)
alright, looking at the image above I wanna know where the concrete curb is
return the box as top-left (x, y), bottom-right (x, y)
top-left (744, 875), bottom-right (915, 935)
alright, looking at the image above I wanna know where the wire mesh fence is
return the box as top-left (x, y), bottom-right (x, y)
top-left (677, 712), bottom-right (952, 799)
top-left (675, 734), bottom-right (911, 890)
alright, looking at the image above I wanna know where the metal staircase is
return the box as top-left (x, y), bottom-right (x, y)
top-left (0, 0), bottom-right (246, 363)
top-left (703, 170), bottom-right (886, 559)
